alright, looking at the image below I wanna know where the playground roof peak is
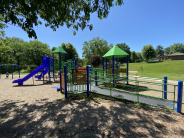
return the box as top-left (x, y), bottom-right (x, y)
top-left (52, 46), bottom-right (67, 54)
top-left (102, 45), bottom-right (129, 59)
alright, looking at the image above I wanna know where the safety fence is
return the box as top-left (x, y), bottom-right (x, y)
top-left (60, 65), bottom-right (183, 113)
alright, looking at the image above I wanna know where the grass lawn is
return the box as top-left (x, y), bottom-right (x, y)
top-left (121, 60), bottom-right (184, 81)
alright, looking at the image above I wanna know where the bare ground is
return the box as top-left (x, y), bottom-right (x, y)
top-left (0, 75), bottom-right (184, 138)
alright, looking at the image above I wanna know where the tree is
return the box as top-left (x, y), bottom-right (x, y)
top-left (1, 0), bottom-right (124, 39)
top-left (116, 43), bottom-right (131, 63)
top-left (52, 47), bottom-right (57, 51)
top-left (61, 43), bottom-right (79, 61)
top-left (141, 45), bottom-right (156, 61)
top-left (82, 37), bottom-right (113, 59)
top-left (9, 41), bottom-right (24, 65)
top-left (136, 52), bottom-right (143, 60)
top-left (130, 51), bottom-right (137, 62)
top-left (90, 55), bottom-right (102, 67)
top-left (0, 14), bottom-right (8, 38)
top-left (164, 47), bottom-right (170, 55)
top-left (169, 43), bottom-right (184, 54)
top-left (155, 45), bottom-right (164, 57)
top-left (24, 40), bottom-right (52, 66)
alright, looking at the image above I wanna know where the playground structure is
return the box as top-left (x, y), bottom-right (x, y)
top-left (0, 64), bottom-right (20, 79)
top-left (11, 45), bottom-right (183, 113)
top-left (55, 45), bottom-right (183, 113)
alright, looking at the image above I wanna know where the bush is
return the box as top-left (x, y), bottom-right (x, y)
top-left (135, 59), bottom-right (141, 63)
top-left (20, 69), bottom-right (27, 73)
top-left (90, 55), bottom-right (102, 67)
top-left (26, 66), bottom-right (31, 73)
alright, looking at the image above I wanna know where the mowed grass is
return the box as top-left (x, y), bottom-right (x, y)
top-left (120, 60), bottom-right (184, 81)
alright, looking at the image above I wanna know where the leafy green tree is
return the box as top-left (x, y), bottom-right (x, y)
top-left (0, 14), bottom-right (8, 38)
top-left (1, 0), bottom-right (124, 39)
top-left (116, 43), bottom-right (131, 62)
top-left (61, 43), bottom-right (79, 61)
top-left (8, 42), bottom-right (24, 65)
top-left (130, 51), bottom-right (137, 62)
top-left (52, 47), bottom-right (57, 51)
top-left (136, 52), bottom-right (143, 60)
top-left (141, 45), bottom-right (156, 61)
top-left (90, 55), bottom-right (102, 67)
top-left (82, 37), bottom-right (113, 59)
top-left (24, 40), bottom-right (52, 66)
top-left (169, 43), bottom-right (184, 54)
top-left (0, 38), bottom-right (14, 64)
top-left (164, 47), bottom-right (170, 55)
top-left (155, 45), bottom-right (164, 57)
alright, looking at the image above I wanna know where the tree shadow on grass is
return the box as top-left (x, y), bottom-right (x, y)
top-left (0, 93), bottom-right (183, 138)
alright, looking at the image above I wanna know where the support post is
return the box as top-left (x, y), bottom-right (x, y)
top-left (53, 53), bottom-right (55, 81)
top-left (87, 65), bottom-right (89, 97)
top-left (64, 65), bottom-right (67, 98)
top-left (112, 56), bottom-right (114, 87)
top-left (95, 70), bottom-right (97, 86)
top-left (164, 76), bottom-right (167, 99)
top-left (177, 81), bottom-right (183, 113)
top-left (102, 58), bottom-right (104, 79)
top-left (106, 58), bottom-right (107, 76)
top-left (126, 55), bottom-right (129, 85)
top-left (48, 56), bottom-right (51, 82)
top-left (59, 53), bottom-right (61, 71)
top-left (60, 70), bottom-right (62, 92)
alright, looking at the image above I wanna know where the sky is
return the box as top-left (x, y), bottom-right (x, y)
top-left (3, 0), bottom-right (184, 59)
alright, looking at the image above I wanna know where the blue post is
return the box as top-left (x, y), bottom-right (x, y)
top-left (11, 65), bottom-right (13, 79)
top-left (106, 58), bottom-right (107, 76)
top-left (48, 56), bottom-right (51, 82)
top-left (95, 70), bottom-right (97, 86)
top-left (112, 56), bottom-right (114, 87)
top-left (177, 81), bottom-right (183, 113)
top-left (164, 76), bottom-right (167, 99)
top-left (102, 58), bottom-right (104, 79)
top-left (66, 54), bottom-right (67, 62)
top-left (53, 53), bottom-right (55, 81)
top-left (75, 60), bottom-right (77, 67)
top-left (64, 65), bottom-right (67, 98)
top-left (59, 53), bottom-right (61, 71)
top-left (72, 68), bottom-right (74, 84)
top-left (126, 55), bottom-right (129, 85)
top-left (86, 65), bottom-right (89, 97)
top-left (60, 70), bottom-right (62, 92)
top-left (116, 58), bottom-right (118, 78)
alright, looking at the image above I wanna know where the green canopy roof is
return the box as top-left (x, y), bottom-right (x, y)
top-left (102, 45), bottom-right (129, 59)
top-left (52, 46), bottom-right (67, 54)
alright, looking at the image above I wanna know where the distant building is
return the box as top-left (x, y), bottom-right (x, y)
top-left (158, 53), bottom-right (184, 61)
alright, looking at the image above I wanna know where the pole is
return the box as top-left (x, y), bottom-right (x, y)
top-left (106, 58), bottom-right (107, 76)
top-left (64, 65), bottom-right (67, 98)
top-left (102, 58), bottom-right (104, 79)
top-left (112, 56), bottom-right (114, 87)
top-left (59, 53), bottom-right (61, 71)
top-left (126, 55), bottom-right (129, 85)
top-left (164, 76), bottom-right (167, 99)
top-left (177, 81), bottom-right (183, 113)
top-left (53, 53), bottom-right (55, 81)
top-left (87, 65), bottom-right (89, 97)
top-left (48, 56), bottom-right (51, 82)
top-left (95, 70), bottom-right (97, 86)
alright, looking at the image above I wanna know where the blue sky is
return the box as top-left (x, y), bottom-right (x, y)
top-left (4, 0), bottom-right (184, 58)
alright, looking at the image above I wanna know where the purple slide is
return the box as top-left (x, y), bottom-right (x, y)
top-left (35, 67), bottom-right (49, 80)
top-left (12, 57), bottom-right (49, 85)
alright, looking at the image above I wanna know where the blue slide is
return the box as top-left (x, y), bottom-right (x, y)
top-left (35, 67), bottom-right (49, 80)
top-left (12, 56), bottom-right (49, 85)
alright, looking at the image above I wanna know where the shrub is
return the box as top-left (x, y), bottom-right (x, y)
top-left (135, 59), bottom-right (141, 63)
top-left (90, 55), bottom-right (102, 67)
top-left (26, 66), bottom-right (31, 73)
